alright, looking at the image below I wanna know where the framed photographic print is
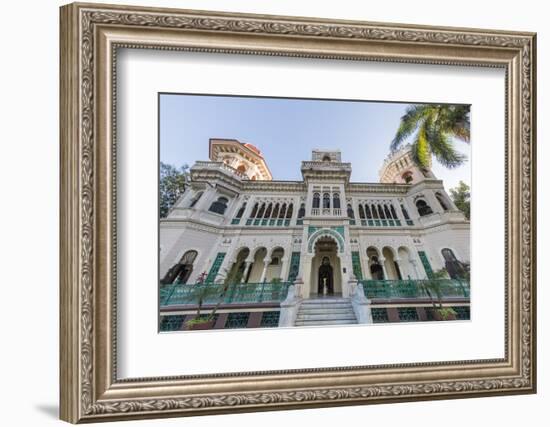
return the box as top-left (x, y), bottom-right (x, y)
top-left (59, 2), bottom-right (537, 423)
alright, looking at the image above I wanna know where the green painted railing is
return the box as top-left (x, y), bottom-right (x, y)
top-left (160, 282), bottom-right (291, 306)
top-left (360, 279), bottom-right (470, 300)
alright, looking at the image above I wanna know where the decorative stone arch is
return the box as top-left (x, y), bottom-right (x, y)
top-left (437, 245), bottom-right (462, 264)
top-left (162, 249), bottom-right (200, 285)
top-left (397, 245), bottom-right (413, 261)
top-left (229, 246), bottom-right (251, 264)
top-left (269, 245), bottom-right (285, 258)
top-left (381, 245), bottom-right (398, 260)
top-left (307, 228), bottom-right (345, 254)
top-left (438, 246), bottom-right (468, 280)
top-left (251, 245), bottom-right (268, 259)
top-left (171, 247), bottom-right (203, 269)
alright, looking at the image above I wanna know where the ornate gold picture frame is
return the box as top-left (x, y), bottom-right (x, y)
top-left (60, 2), bottom-right (536, 423)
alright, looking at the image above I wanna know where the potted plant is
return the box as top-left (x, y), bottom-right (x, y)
top-left (183, 268), bottom-right (238, 330)
top-left (421, 268), bottom-right (457, 321)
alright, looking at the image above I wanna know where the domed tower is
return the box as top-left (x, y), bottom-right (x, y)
top-left (379, 144), bottom-right (435, 184)
top-left (209, 138), bottom-right (272, 180)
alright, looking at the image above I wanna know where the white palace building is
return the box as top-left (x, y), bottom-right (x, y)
top-left (159, 138), bottom-right (470, 331)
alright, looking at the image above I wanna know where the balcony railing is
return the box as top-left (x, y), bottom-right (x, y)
top-left (160, 282), bottom-right (291, 307)
top-left (310, 207), bottom-right (342, 217)
top-left (191, 161), bottom-right (248, 179)
top-left (360, 279), bottom-right (470, 300)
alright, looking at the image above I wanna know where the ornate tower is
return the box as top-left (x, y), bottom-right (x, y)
top-left (209, 138), bottom-right (272, 180)
top-left (379, 144), bottom-right (435, 184)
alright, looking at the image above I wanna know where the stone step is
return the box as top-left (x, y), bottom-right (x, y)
top-left (301, 301), bottom-right (351, 307)
top-left (294, 297), bottom-right (357, 326)
top-left (298, 308), bottom-right (355, 315)
top-left (295, 319), bottom-right (357, 326)
top-left (296, 313), bottom-right (356, 321)
top-left (301, 298), bottom-right (351, 304)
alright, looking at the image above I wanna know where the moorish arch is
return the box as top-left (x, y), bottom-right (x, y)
top-left (227, 247), bottom-right (250, 283)
top-left (310, 235), bottom-right (343, 296)
top-left (307, 227), bottom-right (345, 254)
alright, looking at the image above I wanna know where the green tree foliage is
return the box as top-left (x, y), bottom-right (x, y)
top-left (450, 180), bottom-right (471, 220)
top-left (160, 162), bottom-right (189, 218)
top-left (391, 104), bottom-right (470, 169)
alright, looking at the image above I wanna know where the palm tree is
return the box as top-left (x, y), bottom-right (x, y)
top-left (391, 104), bottom-right (470, 169)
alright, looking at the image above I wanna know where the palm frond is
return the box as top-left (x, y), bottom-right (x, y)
top-left (426, 123), bottom-right (467, 168)
top-left (440, 105), bottom-right (470, 143)
top-left (411, 123), bottom-right (431, 168)
top-left (390, 104), bottom-right (433, 151)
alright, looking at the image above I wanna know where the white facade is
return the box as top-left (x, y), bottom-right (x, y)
top-left (160, 139), bottom-right (470, 303)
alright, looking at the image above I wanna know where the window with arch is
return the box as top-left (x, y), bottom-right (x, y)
top-left (322, 155), bottom-right (331, 161)
top-left (208, 196), bottom-right (229, 215)
top-left (298, 203), bottom-right (305, 219)
top-left (279, 203), bottom-right (287, 219)
top-left (257, 203), bottom-right (266, 218)
top-left (377, 205), bottom-right (386, 219)
top-left (188, 191), bottom-right (203, 208)
top-left (161, 250), bottom-right (198, 285)
top-left (249, 203), bottom-right (259, 218)
top-left (264, 203), bottom-right (273, 218)
top-left (312, 193), bottom-right (320, 209)
top-left (180, 250), bottom-right (197, 265)
top-left (347, 204), bottom-right (355, 219)
top-left (365, 204), bottom-right (372, 219)
top-left (384, 205), bottom-right (392, 219)
top-left (401, 204), bottom-right (410, 220)
top-left (390, 205), bottom-right (398, 219)
top-left (416, 199), bottom-right (433, 216)
top-left (235, 202), bottom-right (246, 219)
top-left (441, 248), bottom-right (468, 280)
top-left (322, 193), bottom-right (331, 209)
top-left (272, 203), bottom-right (280, 219)
top-left (402, 171), bottom-right (413, 184)
top-left (371, 204), bottom-right (379, 219)
top-left (332, 193), bottom-right (341, 209)
top-left (286, 203), bottom-right (293, 219)
top-left (436, 192), bottom-right (449, 211)
top-left (237, 164), bottom-right (247, 174)
top-left (358, 205), bottom-right (365, 219)
top-left (369, 255), bottom-right (384, 280)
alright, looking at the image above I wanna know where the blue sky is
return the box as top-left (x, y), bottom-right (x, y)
top-left (159, 94), bottom-right (470, 191)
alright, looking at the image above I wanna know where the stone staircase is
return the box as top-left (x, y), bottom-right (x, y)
top-left (294, 297), bottom-right (357, 327)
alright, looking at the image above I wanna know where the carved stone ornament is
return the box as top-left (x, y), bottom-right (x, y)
top-left (60, 3), bottom-right (536, 423)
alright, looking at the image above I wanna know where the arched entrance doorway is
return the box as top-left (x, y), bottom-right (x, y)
top-left (161, 250), bottom-right (198, 284)
top-left (318, 256), bottom-right (334, 295)
top-left (311, 237), bottom-right (342, 296)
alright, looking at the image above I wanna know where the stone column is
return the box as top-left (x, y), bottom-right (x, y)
top-left (241, 260), bottom-right (253, 283)
top-left (341, 251), bottom-right (352, 297)
top-left (379, 257), bottom-right (389, 280)
top-left (259, 258), bottom-right (271, 283)
top-left (301, 254), bottom-right (313, 299)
